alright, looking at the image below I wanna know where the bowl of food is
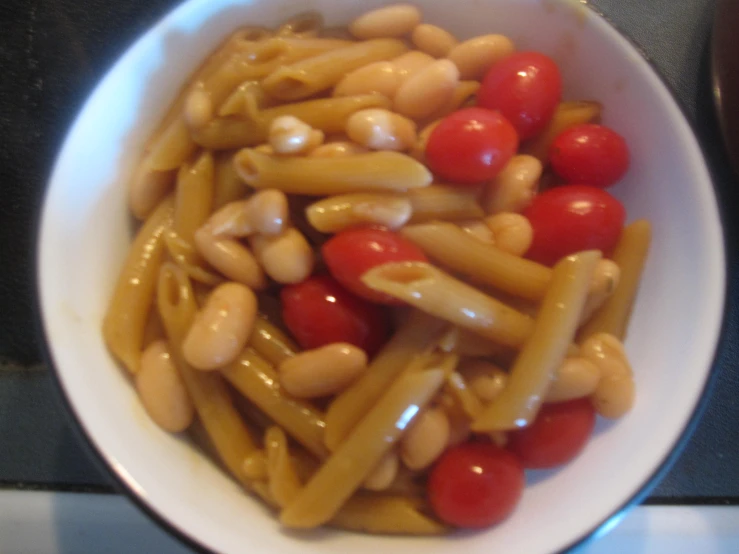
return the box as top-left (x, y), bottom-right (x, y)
top-left (37, 0), bottom-right (725, 552)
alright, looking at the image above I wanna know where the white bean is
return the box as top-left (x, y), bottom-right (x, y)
top-left (411, 24), bottom-right (458, 58)
top-left (309, 141), bottom-right (368, 158)
top-left (485, 212), bottom-right (534, 256)
top-left (135, 340), bottom-right (194, 432)
top-left (546, 357), bottom-right (601, 402)
top-left (247, 189), bottom-right (289, 236)
top-left (184, 87), bottom-right (214, 129)
top-left (448, 34), bottom-right (515, 80)
top-left (182, 282), bottom-right (257, 370)
top-left (458, 219), bottom-right (495, 244)
top-left (363, 451), bottom-right (399, 491)
top-left (279, 343), bottom-right (367, 398)
top-left (193, 226), bottom-right (267, 289)
top-left (349, 4), bottom-right (421, 39)
top-left (346, 108), bottom-right (417, 151)
top-left (458, 359), bottom-right (508, 402)
top-left (394, 59), bottom-right (460, 120)
top-left (581, 260), bottom-right (621, 324)
top-left (581, 333), bottom-right (635, 418)
top-left (251, 228), bottom-right (314, 284)
top-left (334, 61), bottom-right (402, 99)
top-left (129, 163), bottom-right (173, 220)
top-left (484, 154), bottom-right (542, 214)
top-left (392, 50), bottom-right (435, 81)
top-left (268, 115), bottom-right (324, 155)
top-left (400, 408), bottom-right (450, 470)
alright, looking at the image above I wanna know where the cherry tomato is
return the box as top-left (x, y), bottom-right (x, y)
top-left (523, 185), bottom-right (625, 266)
top-left (428, 442), bottom-right (525, 528)
top-left (322, 227), bottom-right (428, 305)
top-left (477, 52), bottom-right (562, 140)
top-left (550, 124), bottom-right (630, 188)
top-left (281, 275), bottom-right (388, 355)
top-left (507, 399), bottom-right (596, 469)
top-left (425, 107), bottom-right (519, 184)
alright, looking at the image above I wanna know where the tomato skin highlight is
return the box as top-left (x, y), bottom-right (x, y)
top-left (507, 399), bottom-right (596, 469)
top-left (550, 124), bottom-right (630, 188)
top-left (425, 107), bottom-right (519, 185)
top-left (280, 275), bottom-right (389, 355)
top-left (523, 184), bottom-right (626, 266)
top-left (428, 442), bottom-right (525, 528)
top-left (477, 51), bottom-right (562, 140)
top-left (322, 227), bottom-right (428, 305)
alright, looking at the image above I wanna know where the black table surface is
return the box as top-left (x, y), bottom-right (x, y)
top-left (1, 0), bottom-right (738, 502)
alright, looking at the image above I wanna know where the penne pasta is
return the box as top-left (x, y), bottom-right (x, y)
top-left (306, 193), bottom-right (412, 232)
top-left (522, 101), bottom-right (602, 163)
top-left (192, 94), bottom-right (391, 150)
top-left (174, 151), bottom-right (215, 243)
top-left (263, 39), bottom-right (408, 100)
top-left (146, 118), bottom-right (198, 172)
top-left (249, 316), bottom-right (298, 366)
top-left (234, 149), bottom-right (432, 195)
top-left (164, 231), bottom-right (223, 286)
top-left (406, 185), bottom-right (484, 223)
top-left (280, 369), bottom-right (445, 529)
top-left (324, 311), bottom-right (447, 451)
top-left (578, 220), bottom-right (651, 341)
top-left (265, 426), bottom-right (303, 508)
top-left (157, 263), bottom-right (257, 486)
top-left (213, 150), bottom-right (250, 209)
top-left (400, 222), bottom-right (551, 301)
top-left (362, 261), bottom-right (535, 349)
top-left (218, 80), bottom-right (272, 118)
top-left (331, 494), bottom-right (447, 535)
top-left (220, 348), bottom-right (329, 459)
top-left (103, 197), bottom-right (173, 374)
top-left (128, 160), bottom-right (175, 220)
top-left (472, 251), bottom-right (601, 431)
top-left (445, 372), bottom-right (484, 419)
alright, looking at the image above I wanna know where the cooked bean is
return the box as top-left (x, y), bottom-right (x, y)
top-left (334, 61), bottom-right (402, 99)
top-left (279, 343), bottom-right (367, 398)
top-left (458, 359), bottom-right (508, 402)
top-left (251, 228), bottom-right (315, 284)
top-left (546, 357), bottom-right (601, 402)
top-left (394, 59), bottom-right (459, 120)
top-left (269, 115), bottom-right (324, 155)
top-left (581, 333), bottom-right (635, 418)
top-left (346, 108), bottom-right (417, 151)
top-left (309, 141), bottom-right (368, 158)
top-left (363, 451), bottom-right (399, 491)
top-left (411, 24), bottom-right (458, 58)
top-left (400, 408), bottom-right (450, 470)
top-left (484, 154), bottom-right (542, 214)
top-left (485, 212), bottom-right (533, 256)
top-left (349, 4), bottom-right (421, 39)
top-left (448, 34), bottom-right (515, 80)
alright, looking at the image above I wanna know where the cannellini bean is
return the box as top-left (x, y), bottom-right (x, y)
top-left (546, 357), bottom-right (601, 402)
top-left (251, 228), bottom-right (315, 284)
top-left (346, 108), bottom-right (417, 151)
top-left (363, 451), bottom-right (399, 491)
top-left (247, 189), bottom-right (289, 236)
top-left (182, 282), bottom-right (258, 370)
top-left (448, 34), bottom-right (515, 80)
top-left (334, 61), bottom-right (402, 99)
top-left (411, 24), bottom-right (458, 58)
top-left (268, 115), bottom-right (324, 155)
top-left (581, 333), bottom-right (635, 418)
top-left (184, 86), bottom-right (214, 128)
top-left (309, 141), bottom-right (368, 158)
top-left (254, 144), bottom-right (275, 155)
top-left (484, 154), bottom-right (542, 214)
top-left (207, 200), bottom-right (252, 237)
top-left (400, 408), bottom-right (450, 470)
top-left (279, 343), bottom-right (367, 398)
top-left (392, 50), bottom-right (435, 81)
top-left (581, 260), bottom-right (621, 324)
top-left (349, 4), bottom-right (421, 39)
top-left (458, 219), bottom-right (495, 244)
top-left (193, 226), bottom-right (267, 289)
top-left (394, 59), bottom-right (460, 120)
top-left (306, 193), bottom-right (412, 232)
top-left (485, 212), bottom-right (533, 256)
top-left (135, 340), bottom-right (194, 432)
top-left (457, 359), bottom-right (508, 402)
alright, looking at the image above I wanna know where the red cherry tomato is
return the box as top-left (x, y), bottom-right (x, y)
top-left (507, 399), bottom-right (596, 469)
top-left (425, 107), bottom-right (519, 184)
top-left (523, 185), bottom-right (625, 266)
top-left (322, 227), bottom-right (428, 305)
top-left (550, 124), bottom-right (630, 188)
top-left (428, 442), bottom-right (525, 528)
top-left (281, 275), bottom-right (388, 355)
top-left (477, 52), bottom-right (562, 140)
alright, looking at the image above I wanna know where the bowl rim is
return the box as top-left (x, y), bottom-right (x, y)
top-left (33, 1), bottom-right (729, 553)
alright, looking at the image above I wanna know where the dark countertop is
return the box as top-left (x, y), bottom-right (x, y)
top-left (0, 0), bottom-right (737, 502)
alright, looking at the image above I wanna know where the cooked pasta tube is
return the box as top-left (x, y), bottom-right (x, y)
top-left (523, 101), bottom-right (602, 163)
top-left (306, 193), bottom-right (412, 232)
top-left (330, 494), bottom-right (446, 535)
top-left (156, 263), bottom-right (257, 485)
top-left (578, 220), bottom-right (651, 341)
top-left (174, 151), bottom-right (214, 243)
top-left (362, 262), bottom-right (535, 349)
top-left (263, 39), bottom-right (408, 100)
top-left (400, 222), bottom-right (551, 300)
top-left (405, 185), bottom-right (484, 223)
top-left (280, 369), bottom-right (445, 529)
top-left (249, 316), bottom-right (298, 366)
top-left (445, 372), bottom-right (484, 419)
top-left (219, 81), bottom-right (272, 118)
top-left (220, 348), bottom-right (329, 459)
top-left (192, 94), bottom-right (391, 150)
top-left (234, 149), bottom-right (432, 195)
top-left (265, 426), bottom-right (303, 508)
top-left (324, 311), bottom-right (447, 451)
top-left (213, 150), bottom-right (250, 209)
top-left (144, 118), bottom-right (199, 172)
top-left (103, 197), bottom-right (173, 374)
top-left (164, 231), bottom-right (222, 286)
top-left (472, 251), bottom-right (601, 431)
top-left (128, 160), bottom-right (175, 220)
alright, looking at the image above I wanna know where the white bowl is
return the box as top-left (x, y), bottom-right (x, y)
top-left (37, 0), bottom-right (726, 552)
